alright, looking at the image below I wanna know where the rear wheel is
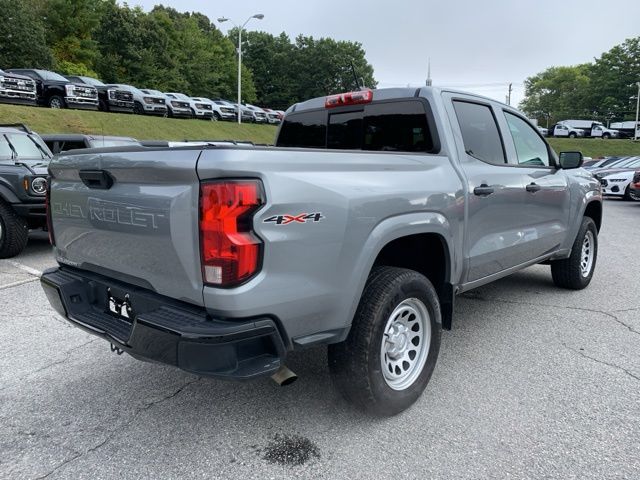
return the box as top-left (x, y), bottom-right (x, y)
top-left (0, 201), bottom-right (29, 259)
top-left (602, 133), bottom-right (611, 139)
top-left (328, 266), bottom-right (442, 416)
top-left (624, 185), bottom-right (640, 201)
top-left (569, 132), bottom-right (577, 138)
top-left (551, 217), bottom-right (597, 289)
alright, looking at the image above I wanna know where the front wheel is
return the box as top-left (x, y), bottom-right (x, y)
top-left (0, 201), bottom-right (29, 258)
top-left (48, 95), bottom-right (65, 109)
top-left (569, 132), bottom-right (577, 138)
top-left (133, 102), bottom-right (144, 115)
top-left (328, 266), bottom-right (442, 416)
top-left (551, 217), bottom-right (598, 289)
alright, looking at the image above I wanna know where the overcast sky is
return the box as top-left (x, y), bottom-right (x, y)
top-left (132, 0), bottom-right (639, 106)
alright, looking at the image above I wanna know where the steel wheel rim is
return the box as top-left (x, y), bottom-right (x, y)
top-left (50, 98), bottom-right (62, 109)
top-left (380, 298), bottom-right (431, 391)
top-left (580, 230), bottom-right (595, 277)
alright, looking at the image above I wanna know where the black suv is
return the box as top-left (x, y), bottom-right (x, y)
top-left (0, 124), bottom-right (52, 258)
top-left (6, 69), bottom-right (98, 110)
top-left (64, 75), bottom-right (134, 113)
top-left (0, 69), bottom-right (37, 106)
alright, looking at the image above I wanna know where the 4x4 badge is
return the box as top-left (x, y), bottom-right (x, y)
top-left (263, 212), bottom-right (324, 225)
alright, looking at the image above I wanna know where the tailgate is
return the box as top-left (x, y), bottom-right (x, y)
top-left (48, 148), bottom-right (204, 306)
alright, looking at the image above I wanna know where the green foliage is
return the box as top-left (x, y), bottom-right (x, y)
top-left (0, 0), bottom-right (53, 68)
top-left (236, 30), bottom-right (377, 109)
top-left (521, 37), bottom-right (640, 124)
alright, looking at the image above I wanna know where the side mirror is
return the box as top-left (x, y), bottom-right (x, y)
top-left (559, 151), bottom-right (584, 169)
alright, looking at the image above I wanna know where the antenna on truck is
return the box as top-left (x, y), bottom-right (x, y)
top-left (350, 61), bottom-right (362, 90)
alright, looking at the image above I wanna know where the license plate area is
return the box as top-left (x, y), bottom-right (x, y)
top-left (107, 287), bottom-right (135, 322)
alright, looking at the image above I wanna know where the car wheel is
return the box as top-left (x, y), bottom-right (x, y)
top-left (48, 95), bottom-right (65, 109)
top-left (213, 111), bottom-right (221, 121)
top-left (328, 266), bottom-right (442, 416)
top-left (623, 185), bottom-right (640, 201)
top-left (133, 102), bottom-right (144, 115)
top-left (569, 132), bottom-right (577, 138)
top-left (602, 133), bottom-right (610, 139)
top-left (0, 201), bottom-right (29, 259)
top-left (551, 217), bottom-right (598, 290)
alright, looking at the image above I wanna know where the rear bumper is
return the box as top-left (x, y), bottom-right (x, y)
top-left (41, 267), bottom-right (286, 380)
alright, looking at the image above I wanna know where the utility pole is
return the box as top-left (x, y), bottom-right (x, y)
top-left (507, 83), bottom-right (513, 106)
top-left (635, 81), bottom-right (640, 141)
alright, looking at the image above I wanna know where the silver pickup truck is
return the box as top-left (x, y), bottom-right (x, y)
top-left (41, 87), bottom-right (602, 416)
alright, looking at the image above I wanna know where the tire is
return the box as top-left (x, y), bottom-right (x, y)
top-left (328, 266), bottom-right (442, 416)
top-left (551, 217), bottom-right (597, 289)
top-left (133, 102), bottom-right (144, 115)
top-left (623, 185), bottom-right (640, 201)
top-left (569, 132), bottom-right (577, 138)
top-left (0, 201), bottom-right (29, 259)
top-left (98, 99), bottom-right (109, 112)
top-left (602, 133), bottom-right (610, 139)
top-left (48, 95), bottom-right (65, 109)
top-left (213, 111), bottom-right (221, 121)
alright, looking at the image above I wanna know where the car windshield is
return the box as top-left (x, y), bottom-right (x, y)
top-left (0, 133), bottom-right (52, 161)
top-left (172, 93), bottom-right (189, 100)
top-left (88, 138), bottom-right (139, 148)
top-left (81, 77), bottom-right (105, 87)
top-left (144, 89), bottom-right (163, 96)
top-left (36, 70), bottom-right (69, 82)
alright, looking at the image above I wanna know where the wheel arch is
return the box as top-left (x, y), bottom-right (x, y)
top-left (583, 200), bottom-right (602, 232)
top-left (346, 213), bottom-right (456, 334)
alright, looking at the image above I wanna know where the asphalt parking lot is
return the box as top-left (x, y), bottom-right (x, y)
top-left (1, 200), bottom-right (639, 480)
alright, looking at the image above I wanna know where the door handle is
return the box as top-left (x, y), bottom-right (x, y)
top-left (526, 182), bottom-right (541, 193)
top-left (473, 184), bottom-right (495, 196)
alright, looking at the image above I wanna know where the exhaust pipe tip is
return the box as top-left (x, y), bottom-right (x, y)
top-left (271, 365), bottom-right (298, 386)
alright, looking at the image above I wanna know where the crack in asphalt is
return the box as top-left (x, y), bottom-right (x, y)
top-left (561, 343), bottom-right (640, 382)
top-left (0, 339), bottom-right (100, 392)
top-left (33, 376), bottom-right (201, 480)
top-left (460, 294), bottom-right (640, 336)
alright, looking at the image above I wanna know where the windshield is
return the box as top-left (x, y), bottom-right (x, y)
top-left (143, 89), bottom-right (163, 96)
top-left (0, 133), bottom-right (52, 161)
top-left (81, 76), bottom-right (105, 87)
top-left (36, 70), bottom-right (69, 82)
top-left (173, 93), bottom-right (190, 100)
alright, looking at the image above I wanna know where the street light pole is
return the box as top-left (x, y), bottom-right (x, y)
top-left (635, 82), bottom-right (640, 141)
top-left (218, 14), bottom-right (264, 125)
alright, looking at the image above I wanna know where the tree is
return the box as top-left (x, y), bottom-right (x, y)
top-left (0, 0), bottom-right (53, 69)
top-left (519, 65), bottom-right (591, 124)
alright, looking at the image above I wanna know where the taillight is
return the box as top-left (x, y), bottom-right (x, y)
top-left (325, 90), bottom-right (373, 108)
top-left (199, 180), bottom-right (264, 287)
top-left (45, 177), bottom-right (55, 245)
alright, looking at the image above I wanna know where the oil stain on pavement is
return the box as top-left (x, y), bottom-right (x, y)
top-left (263, 434), bottom-right (320, 466)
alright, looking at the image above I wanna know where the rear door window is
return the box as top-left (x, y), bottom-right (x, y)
top-left (453, 101), bottom-right (506, 165)
top-left (363, 101), bottom-right (433, 152)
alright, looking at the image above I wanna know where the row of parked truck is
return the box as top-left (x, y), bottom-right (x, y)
top-left (0, 68), bottom-right (284, 124)
top-left (544, 119), bottom-right (639, 139)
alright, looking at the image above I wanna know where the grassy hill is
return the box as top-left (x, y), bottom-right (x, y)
top-left (1, 104), bottom-right (639, 158)
top-left (0, 104), bottom-right (277, 144)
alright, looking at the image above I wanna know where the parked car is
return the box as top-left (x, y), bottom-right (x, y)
top-left (630, 170), bottom-right (640, 199)
top-left (557, 120), bottom-right (620, 139)
top-left (229, 102), bottom-right (254, 122)
top-left (552, 123), bottom-right (585, 138)
top-left (0, 124), bottom-right (52, 257)
top-left (244, 103), bottom-right (269, 123)
top-left (165, 92), bottom-right (213, 120)
top-left (0, 69), bottom-right (37, 106)
top-left (263, 108), bottom-right (282, 125)
top-left (141, 89), bottom-right (190, 118)
top-left (191, 97), bottom-right (226, 120)
top-left (537, 126), bottom-right (548, 136)
top-left (598, 169), bottom-right (640, 201)
top-left (42, 87), bottom-right (602, 416)
top-left (610, 121), bottom-right (640, 139)
top-left (590, 157), bottom-right (640, 174)
top-left (64, 76), bottom-right (134, 113)
top-left (42, 134), bottom-right (139, 154)
top-left (6, 69), bottom-right (98, 110)
top-left (109, 85), bottom-right (167, 116)
top-left (209, 99), bottom-right (239, 121)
